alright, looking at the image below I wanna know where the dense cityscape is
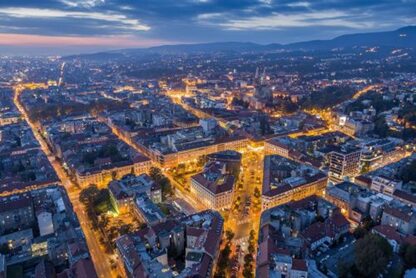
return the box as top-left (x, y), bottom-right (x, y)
top-left (0, 1), bottom-right (416, 278)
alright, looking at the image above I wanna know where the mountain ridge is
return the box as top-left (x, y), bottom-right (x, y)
top-left (65, 26), bottom-right (416, 59)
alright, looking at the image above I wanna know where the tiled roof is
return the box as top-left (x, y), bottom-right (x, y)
top-left (292, 259), bottom-right (308, 272)
top-left (373, 225), bottom-right (402, 242)
top-left (393, 190), bottom-right (416, 206)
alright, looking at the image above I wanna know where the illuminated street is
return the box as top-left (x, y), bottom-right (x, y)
top-left (103, 112), bottom-right (208, 213)
top-left (13, 84), bottom-right (122, 278)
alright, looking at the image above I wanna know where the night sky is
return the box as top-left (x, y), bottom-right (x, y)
top-left (0, 0), bottom-right (414, 55)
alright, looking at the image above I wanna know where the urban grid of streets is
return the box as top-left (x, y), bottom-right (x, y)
top-left (12, 83), bottom-right (318, 278)
top-left (11, 81), bottom-right (409, 278)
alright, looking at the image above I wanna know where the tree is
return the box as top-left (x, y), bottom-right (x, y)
top-left (215, 244), bottom-right (231, 277)
top-left (352, 226), bottom-right (367, 239)
top-left (149, 167), bottom-right (172, 200)
top-left (254, 187), bottom-right (261, 199)
top-left (301, 85), bottom-right (355, 110)
top-left (149, 167), bottom-right (163, 180)
top-left (98, 214), bottom-right (109, 229)
top-left (197, 155), bottom-right (208, 168)
top-left (361, 162), bottom-right (370, 174)
top-left (337, 260), bottom-right (352, 278)
top-left (0, 243), bottom-right (10, 255)
top-left (244, 253), bottom-right (253, 265)
top-left (159, 176), bottom-right (172, 199)
top-left (247, 230), bottom-right (256, 254)
top-left (79, 185), bottom-right (107, 230)
top-left (362, 216), bottom-right (375, 230)
top-left (373, 116), bottom-right (390, 137)
top-left (248, 243), bottom-right (255, 254)
top-left (400, 160), bottom-right (416, 183)
top-left (176, 163), bottom-right (186, 175)
top-left (249, 230), bottom-right (255, 243)
top-left (79, 185), bottom-right (100, 206)
top-left (400, 243), bottom-right (416, 269)
top-left (119, 224), bottom-right (133, 236)
top-left (243, 254), bottom-right (254, 278)
top-left (243, 266), bottom-right (253, 278)
top-left (352, 216), bottom-right (374, 239)
top-left (112, 171), bottom-right (118, 180)
top-left (225, 230), bottom-right (235, 243)
top-left (354, 234), bottom-right (392, 277)
top-left (231, 97), bottom-right (249, 108)
top-left (93, 188), bottom-right (115, 214)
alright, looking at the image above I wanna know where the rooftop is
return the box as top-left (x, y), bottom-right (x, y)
top-left (262, 155), bottom-right (326, 197)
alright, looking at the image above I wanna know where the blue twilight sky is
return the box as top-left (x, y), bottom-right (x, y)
top-left (0, 0), bottom-right (415, 55)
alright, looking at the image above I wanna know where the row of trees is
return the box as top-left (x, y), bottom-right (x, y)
top-left (301, 85), bottom-right (355, 110)
top-left (252, 187), bottom-right (261, 211)
top-left (215, 230), bottom-right (235, 277)
top-left (28, 99), bottom-right (130, 122)
top-left (243, 230), bottom-right (256, 278)
top-left (214, 229), bottom-right (256, 278)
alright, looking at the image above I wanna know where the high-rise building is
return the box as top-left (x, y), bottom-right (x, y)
top-left (327, 146), bottom-right (361, 184)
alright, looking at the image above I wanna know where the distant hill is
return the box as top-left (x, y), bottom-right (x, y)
top-left (285, 26), bottom-right (416, 50)
top-left (135, 41), bottom-right (267, 54)
top-left (66, 26), bottom-right (416, 60)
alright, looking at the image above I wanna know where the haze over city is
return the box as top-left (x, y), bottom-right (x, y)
top-left (0, 1), bottom-right (416, 278)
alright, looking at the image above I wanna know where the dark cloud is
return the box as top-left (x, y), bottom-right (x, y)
top-left (0, 0), bottom-right (414, 54)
